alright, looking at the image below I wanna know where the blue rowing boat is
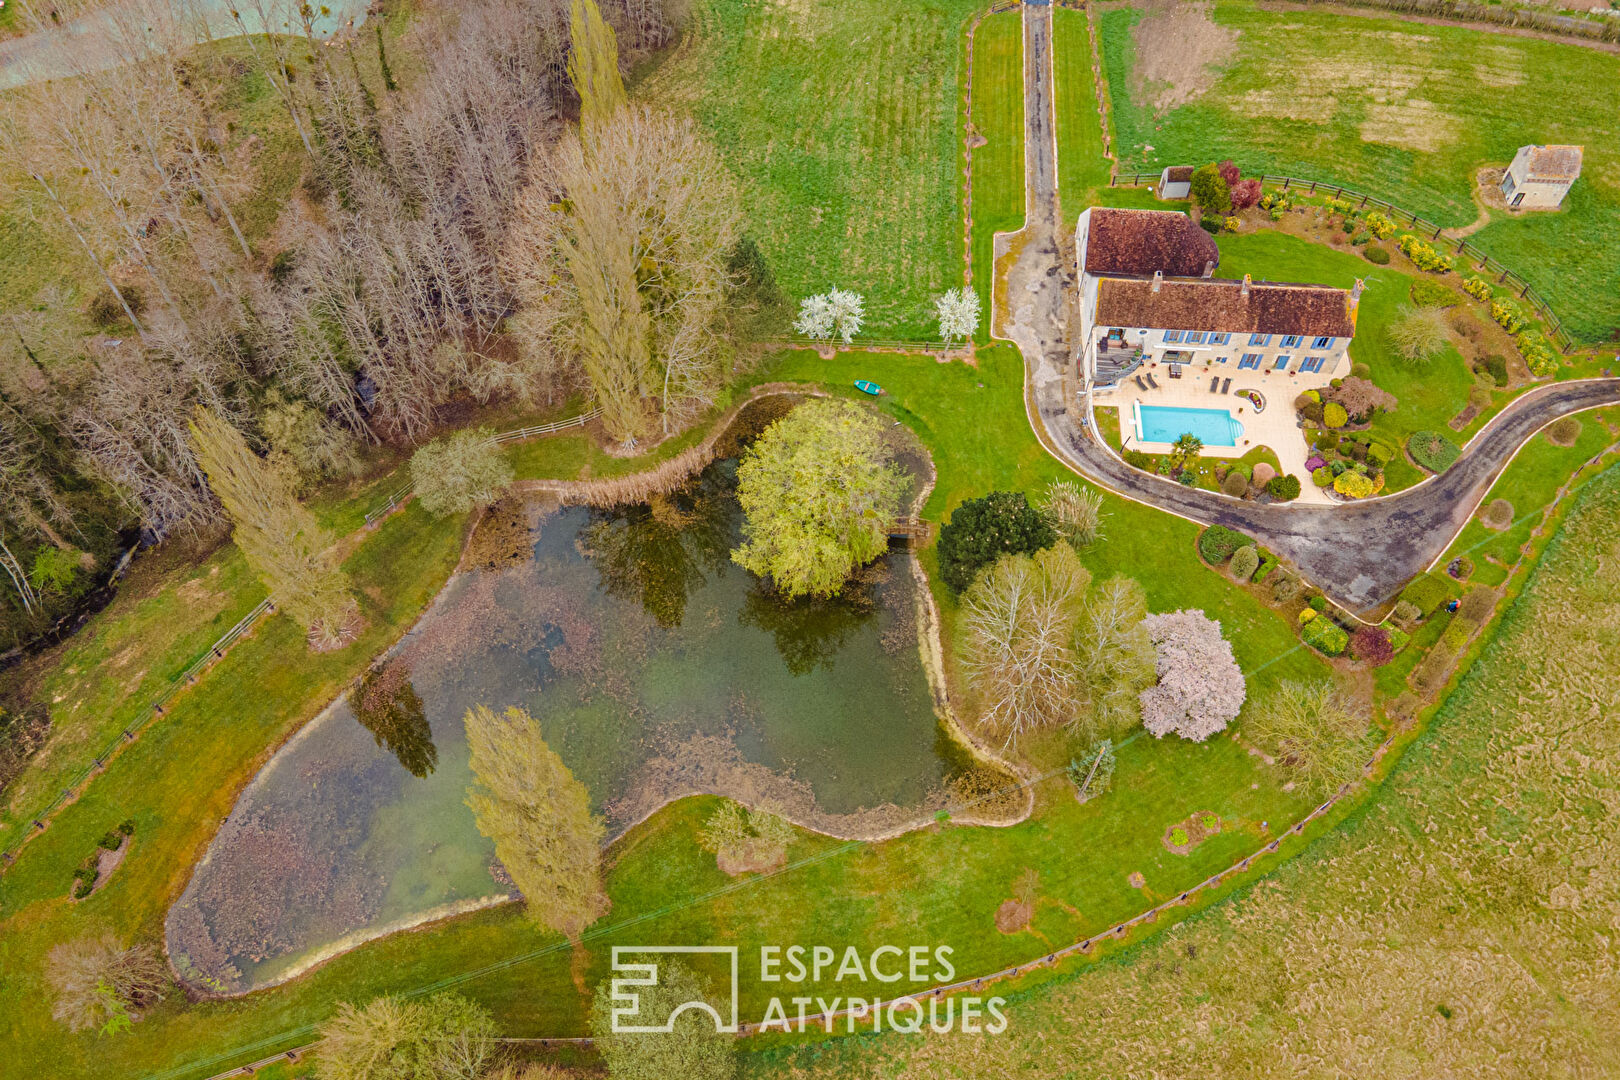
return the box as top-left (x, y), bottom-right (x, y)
top-left (854, 380), bottom-right (883, 396)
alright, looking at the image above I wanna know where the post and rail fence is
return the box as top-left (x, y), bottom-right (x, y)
top-left (1, 407), bottom-right (603, 869)
top-left (1110, 171), bottom-right (1579, 354)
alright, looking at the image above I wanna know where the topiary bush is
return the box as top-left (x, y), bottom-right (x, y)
top-left (1198, 525), bottom-right (1253, 565)
top-left (1266, 474), bottom-right (1301, 501)
top-left (1333, 471), bottom-right (1376, 499)
top-left (1366, 441), bottom-right (1394, 467)
top-left (1312, 465), bottom-right (1334, 487)
top-left (1408, 430), bottom-right (1461, 473)
top-left (1222, 469), bottom-right (1250, 497)
top-left (1363, 245), bottom-right (1391, 265)
top-left (1322, 402), bottom-right (1348, 428)
top-left (1229, 545), bottom-right (1260, 582)
top-left (1301, 615), bottom-right (1349, 656)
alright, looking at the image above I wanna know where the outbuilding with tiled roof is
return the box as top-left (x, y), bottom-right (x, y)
top-left (1501, 145), bottom-right (1582, 210)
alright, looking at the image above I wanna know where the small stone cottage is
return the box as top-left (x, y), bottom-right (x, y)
top-left (1500, 145), bottom-right (1582, 210)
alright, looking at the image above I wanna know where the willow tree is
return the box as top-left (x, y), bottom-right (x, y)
top-left (463, 704), bottom-right (607, 937)
top-left (189, 408), bottom-right (354, 648)
top-left (506, 0), bottom-right (740, 445)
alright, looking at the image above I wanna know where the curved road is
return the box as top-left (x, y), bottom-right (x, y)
top-left (1006, 2), bottom-right (1619, 613)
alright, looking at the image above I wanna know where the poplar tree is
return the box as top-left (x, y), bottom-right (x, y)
top-left (189, 408), bottom-right (354, 648)
top-left (463, 704), bottom-right (608, 937)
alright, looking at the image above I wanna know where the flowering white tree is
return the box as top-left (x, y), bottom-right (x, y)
top-left (1138, 609), bottom-right (1246, 741)
top-left (794, 288), bottom-right (864, 343)
top-left (934, 286), bottom-right (980, 344)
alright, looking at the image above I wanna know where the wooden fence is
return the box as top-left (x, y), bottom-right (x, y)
top-left (1110, 171), bottom-right (1578, 353)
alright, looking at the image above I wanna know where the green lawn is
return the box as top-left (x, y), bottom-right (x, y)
top-left (1212, 230), bottom-right (1481, 491)
top-left (1098, 0), bottom-right (1620, 343)
top-left (970, 8), bottom-right (1025, 328)
top-left (1053, 6), bottom-right (1111, 228)
top-left (752, 463), bottom-right (1620, 1079)
top-left (1, 347), bottom-right (1339, 1080)
top-left (643, 0), bottom-right (983, 338)
top-left (1437, 411), bottom-right (1618, 588)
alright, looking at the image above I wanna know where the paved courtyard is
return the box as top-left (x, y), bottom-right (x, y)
top-left (1095, 362), bottom-right (1335, 504)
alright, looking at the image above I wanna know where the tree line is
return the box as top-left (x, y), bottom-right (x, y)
top-left (0, 0), bottom-right (762, 649)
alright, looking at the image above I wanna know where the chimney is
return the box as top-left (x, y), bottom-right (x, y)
top-left (1151, 270), bottom-right (1163, 294)
top-left (1241, 274), bottom-right (1251, 297)
top-left (1202, 260), bottom-right (1214, 278)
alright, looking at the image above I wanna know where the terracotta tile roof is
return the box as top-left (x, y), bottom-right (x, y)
top-left (1095, 277), bottom-right (1356, 339)
top-left (1082, 208), bottom-right (1219, 277)
top-left (1163, 166), bottom-right (1194, 182)
top-left (1524, 144), bottom-right (1583, 181)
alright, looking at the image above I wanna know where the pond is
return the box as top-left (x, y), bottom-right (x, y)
top-left (167, 446), bottom-right (1005, 994)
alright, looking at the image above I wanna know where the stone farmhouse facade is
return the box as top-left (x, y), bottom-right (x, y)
top-left (1500, 144), bottom-right (1582, 210)
top-left (1074, 208), bottom-right (1359, 390)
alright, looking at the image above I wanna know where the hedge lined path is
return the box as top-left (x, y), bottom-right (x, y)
top-left (1003, 0), bottom-right (1620, 612)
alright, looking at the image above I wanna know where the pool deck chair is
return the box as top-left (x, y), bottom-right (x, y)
top-left (1134, 374), bottom-right (1148, 391)
top-left (1220, 378), bottom-right (1231, 394)
top-left (1209, 376), bottom-right (1220, 392)
top-left (1145, 372), bottom-right (1160, 389)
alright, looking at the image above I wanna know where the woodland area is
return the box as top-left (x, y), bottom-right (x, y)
top-left (0, 0), bottom-right (759, 653)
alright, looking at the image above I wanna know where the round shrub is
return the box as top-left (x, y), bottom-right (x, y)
top-left (1229, 545), bottom-right (1260, 582)
top-left (1301, 614), bottom-right (1349, 656)
top-left (1198, 525), bottom-right (1254, 565)
top-left (1408, 430), bottom-right (1461, 473)
top-left (1334, 471), bottom-right (1375, 499)
top-left (1363, 246), bottom-right (1390, 265)
top-left (1350, 625), bottom-right (1395, 666)
top-left (1222, 469), bottom-right (1250, 497)
top-left (1312, 465), bottom-right (1334, 487)
top-left (1252, 462), bottom-right (1276, 486)
top-left (1301, 401), bottom-right (1325, 424)
top-left (1323, 402), bottom-right (1348, 429)
top-left (1545, 416), bottom-right (1581, 447)
top-left (1266, 474), bottom-right (1301, 501)
top-left (1298, 607), bottom-right (1317, 624)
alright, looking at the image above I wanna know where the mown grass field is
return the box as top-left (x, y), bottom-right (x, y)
top-left (0, 346), bottom-right (1341, 1080)
top-left (1052, 6), bottom-right (1111, 227)
top-left (969, 8), bottom-right (1025, 329)
top-left (752, 461), bottom-right (1620, 1079)
top-left (1097, 0), bottom-right (1620, 344)
top-left (643, 0), bottom-right (982, 339)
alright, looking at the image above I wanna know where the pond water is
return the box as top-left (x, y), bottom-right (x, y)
top-left (167, 456), bottom-right (991, 993)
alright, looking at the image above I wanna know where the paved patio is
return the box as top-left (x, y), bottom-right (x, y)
top-left (1096, 360), bottom-right (1335, 505)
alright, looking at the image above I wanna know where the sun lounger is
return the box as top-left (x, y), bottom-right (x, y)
top-left (1210, 376), bottom-right (1220, 392)
top-left (1146, 372), bottom-right (1160, 389)
top-left (1134, 375), bottom-right (1148, 391)
top-left (1220, 378), bottom-right (1231, 394)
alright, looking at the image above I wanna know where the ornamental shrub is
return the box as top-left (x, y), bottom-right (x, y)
top-left (1124, 449), bottom-right (1153, 469)
top-left (1385, 625), bottom-right (1411, 651)
top-left (1515, 330), bottom-right (1558, 376)
top-left (1200, 213), bottom-right (1224, 234)
top-left (1312, 465), bottom-right (1334, 486)
top-left (1198, 525), bottom-right (1253, 565)
top-left (1408, 430), bottom-right (1461, 473)
top-left (1396, 234), bottom-right (1454, 273)
top-left (1222, 469), bottom-right (1250, 497)
top-left (1350, 625), bottom-right (1395, 666)
top-left (1298, 607), bottom-right (1317, 624)
top-left (1480, 354), bottom-right (1509, 387)
top-left (1255, 551), bottom-right (1279, 581)
top-left (1190, 163), bottom-right (1231, 213)
top-left (1490, 298), bottom-right (1528, 334)
top-left (1364, 211), bottom-right (1396, 239)
top-left (1333, 471), bottom-right (1375, 498)
top-left (1363, 246), bottom-right (1390, 265)
top-left (1392, 600), bottom-right (1421, 624)
top-left (1399, 573), bottom-right (1454, 616)
top-left (1367, 441), bottom-right (1394, 466)
top-left (1410, 278), bottom-right (1460, 307)
top-left (1266, 474), bottom-right (1301, 501)
top-left (1229, 545), bottom-right (1260, 582)
top-left (1301, 615), bottom-right (1349, 656)
top-left (1224, 216), bottom-right (1241, 233)
top-left (1462, 275), bottom-right (1492, 300)
top-left (1301, 401), bottom-right (1325, 423)
top-left (1323, 402), bottom-right (1348, 429)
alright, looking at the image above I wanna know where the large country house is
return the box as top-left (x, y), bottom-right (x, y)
top-left (1074, 208), bottom-right (1359, 392)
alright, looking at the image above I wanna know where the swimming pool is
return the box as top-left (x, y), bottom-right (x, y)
top-left (1133, 403), bottom-right (1244, 447)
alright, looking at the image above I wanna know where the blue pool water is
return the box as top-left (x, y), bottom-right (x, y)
top-left (1136, 404), bottom-right (1243, 447)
